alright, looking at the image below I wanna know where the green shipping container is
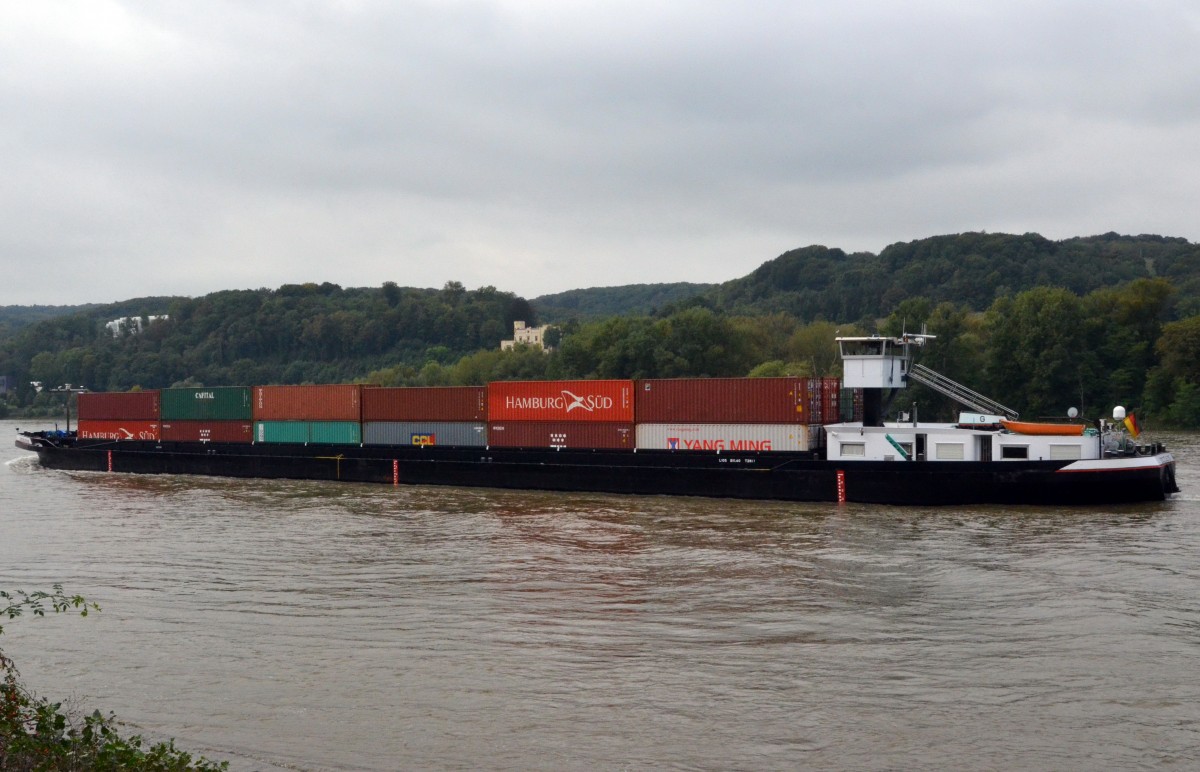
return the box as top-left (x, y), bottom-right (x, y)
top-left (255, 421), bottom-right (308, 443)
top-left (254, 421), bottom-right (361, 445)
top-left (308, 421), bottom-right (361, 444)
top-left (162, 387), bottom-right (252, 420)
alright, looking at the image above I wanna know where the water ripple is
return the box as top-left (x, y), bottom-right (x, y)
top-left (2, 423), bottom-right (1198, 770)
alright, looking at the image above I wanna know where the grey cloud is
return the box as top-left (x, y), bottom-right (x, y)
top-left (2, 1), bottom-right (1199, 303)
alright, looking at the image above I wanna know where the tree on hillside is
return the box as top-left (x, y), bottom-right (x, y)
top-left (985, 288), bottom-right (1096, 418)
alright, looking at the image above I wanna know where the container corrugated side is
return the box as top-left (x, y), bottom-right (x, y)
top-left (635, 378), bottom-right (819, 424)
top-left (363, 422), bottom-right (487, 447)
top-left (840, 388), bottom-right (864, 422)
top-left (254, 421), bottom-right (308, 444)
top-left (253, 385), bottom-right (362, 421)
top-left (362, 386), bottom-right (487, 422)
top-left (161, 387), bottom-right (252, 420)
top-left (486, 422), bottom-right (634, 449)
top-left (635, 423), bottom-right (812, 452)
top-left (488, 380), bottom-right (634, 423)
top-left (77, 391), bottom-right (160, 421)
top-left (819, 377), bottom-right (842, 424)
top-left (161, 420), bottom-right (254, 443)
top-left (308, 421), bottom-right (362, 445)
top-left (77, 419), bottom-right (160, 441)
top-left (254, 420), bottom-right (361, 444)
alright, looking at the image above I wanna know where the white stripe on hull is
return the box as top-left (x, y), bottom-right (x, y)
top-left (1056, 453), bottom-right (1174, 473)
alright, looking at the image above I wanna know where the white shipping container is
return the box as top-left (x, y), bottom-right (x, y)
top-left (636, 423), bottom-right (816, 452)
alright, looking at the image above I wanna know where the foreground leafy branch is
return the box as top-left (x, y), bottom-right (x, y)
top-left (1, 586), bottom-right (227, 771)
top-left (0, 585), bottom-right (98, 637)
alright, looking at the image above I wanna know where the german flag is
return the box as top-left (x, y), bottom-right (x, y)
top-left (1124, 412), bottom-right (1141, 438)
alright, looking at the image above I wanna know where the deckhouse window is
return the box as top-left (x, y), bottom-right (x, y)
top-left (841, 442), bottom-right (866, 457)
top-left (935, 442), bottom-right (964, 460)
top-left (1049, 444), bottom-right (1082, 460)
top-left (1000, 445), bottom-right (1029, 460)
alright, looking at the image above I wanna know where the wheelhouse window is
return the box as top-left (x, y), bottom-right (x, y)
top-left (839, 339), bottom-right (886, 357)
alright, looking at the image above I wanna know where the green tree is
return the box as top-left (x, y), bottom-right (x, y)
top-left (1155, 315), bottom-right (1200, 384)
top-left (985, 287), bottom-right (1095, 417)
top-left (29, 351), bottom-right (62, 389)
top-left (1145, 314), bottom-right (1200, 426)
top-left (785, 320), bottom-right (848, 377)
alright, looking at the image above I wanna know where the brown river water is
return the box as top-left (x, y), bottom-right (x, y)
top-left (2, 420), bottom-right (1199, 770)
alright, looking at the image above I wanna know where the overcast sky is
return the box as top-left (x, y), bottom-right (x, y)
top-left (3, 1), bottom-right (1199, 305)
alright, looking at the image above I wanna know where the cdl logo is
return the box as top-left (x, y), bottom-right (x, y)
top-left (410, 434), bottom-right (436, 446)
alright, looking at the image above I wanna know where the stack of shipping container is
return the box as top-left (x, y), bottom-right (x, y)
top-left (76, 391), bottom-right (161, 441)
top-left (634, 377), bottom-right (838, 452)
top-left (70, 377), bottom-right (861, 451)
top-left (253, 385), bottom-right (364, 444)
top-left (487, 380), bottom-right (635, 449)
top-left (362, 386), bottom-right (487, 447)
top-left (161, 387), bottom-right (253, 443)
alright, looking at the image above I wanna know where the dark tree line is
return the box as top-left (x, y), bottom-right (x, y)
top-left (371, 278), bottom-right (1198, 428)
top-left (0, 281), bottom-right (534, 406)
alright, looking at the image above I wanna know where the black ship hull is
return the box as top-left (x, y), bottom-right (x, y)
top-left (16, 437), bottom-right (1178, 506)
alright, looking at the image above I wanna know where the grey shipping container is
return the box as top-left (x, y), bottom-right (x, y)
top-left (363, 422), bottom-right (487, 447)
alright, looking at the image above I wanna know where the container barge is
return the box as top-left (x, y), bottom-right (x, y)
top-left (15, 336), bottom-right (1179, 506)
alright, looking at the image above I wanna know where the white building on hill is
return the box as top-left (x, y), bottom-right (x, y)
top-left (500, 321), bottom-right (551, 351)
top-left (105, 315), bottom-right (169, 337)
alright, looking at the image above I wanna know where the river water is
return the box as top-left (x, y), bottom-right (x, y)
top-left (1, 420), bottom-right (1198, 770)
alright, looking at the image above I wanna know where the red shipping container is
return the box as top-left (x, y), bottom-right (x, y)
top-left (362, 386), bottom-right (487, 421)
top-left (77, 419), bottom-right (160, 441)
top-left (487, 422), bottom-right (634, 449)
top-left (635, 378), bottom-right (816, 424)
top-left (253, 384), bottom-right (363, 421)
top-left (488, 380), bottom-right (634, 423)
top-left (161, 420), bottom-right (254, 443)
top-left (77, 391), bottom-right (160, 421)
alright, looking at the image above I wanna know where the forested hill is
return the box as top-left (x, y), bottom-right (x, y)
top-left (532, 282), bottom-right (714, 322)
top-left (0, 282), bottom-right (534, 393)
top-left (692, 232), bottom-right (1200, 322)
top-left (0, 303), bottom-right (98, 338)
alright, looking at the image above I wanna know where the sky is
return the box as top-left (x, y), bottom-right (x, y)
top-left (3, 1), bottom-right (1200, 306)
